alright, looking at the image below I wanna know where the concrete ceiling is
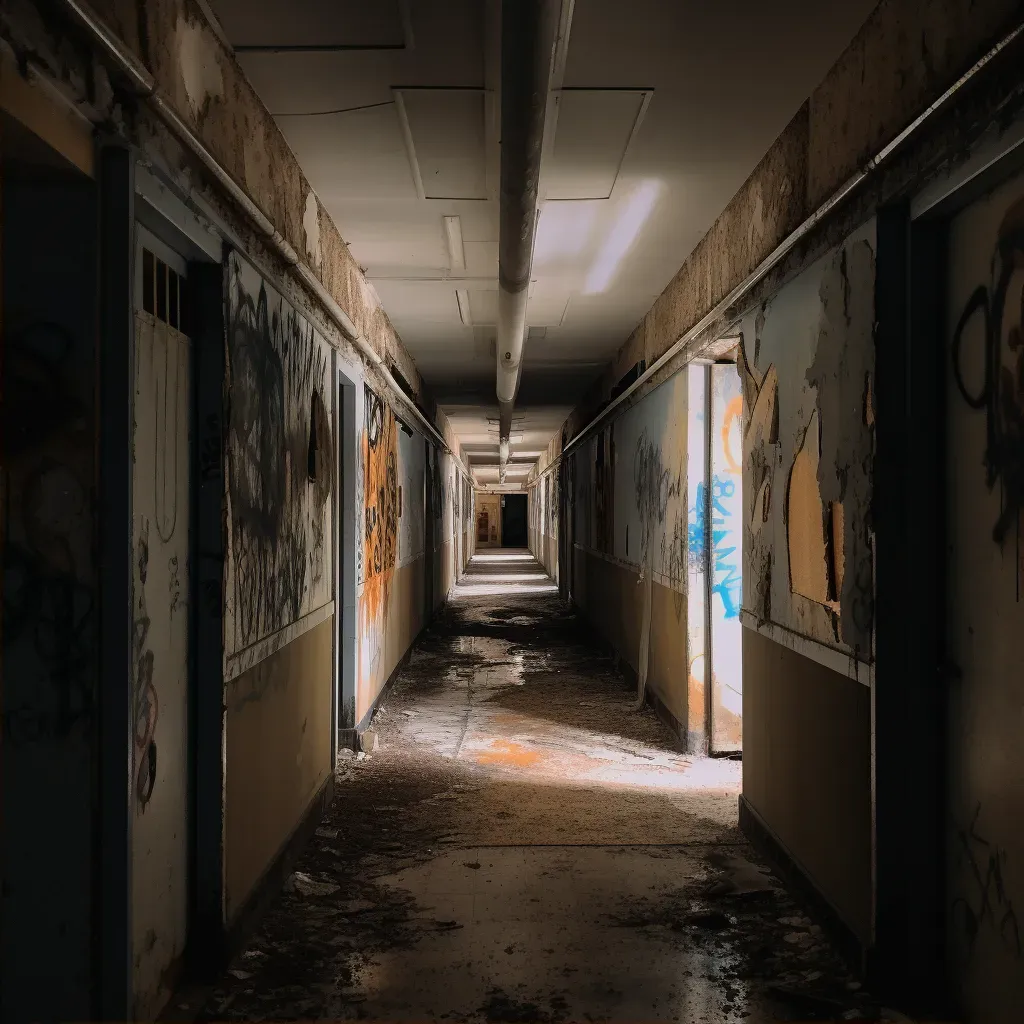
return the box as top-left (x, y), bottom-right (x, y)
top-left (209, 0), bottom-right (877, 486)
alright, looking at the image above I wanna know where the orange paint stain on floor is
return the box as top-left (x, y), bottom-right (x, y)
top-left (472, 739), bottom-right (544, 768)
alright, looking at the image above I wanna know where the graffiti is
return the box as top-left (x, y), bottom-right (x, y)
top-left (168, 555), bottom-right (182, 615)
top-left (363, 385), bottom-right (398, 578)
top-left (153, 335), bottom-right (183, 543)
top-left (951, 804), bottom-right (1021, 961)
top-left (952, 199), bottom-right (1024, 549)
top-left (2, 323), bottom-right (96, 744)
top-left (721, 395), bottom-right (743, 474)
top-left (360, 385), bottom-right (398, 679)
top-left (689, 475), bottom-right (742, 619)
top-left (634, 430), bottom-right (670, 565)
top-left (133, 520), bottom-right (158, 808)
top-left (226, 253), bottom-right (333, 651)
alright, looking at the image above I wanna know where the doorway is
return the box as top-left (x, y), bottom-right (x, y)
top-left (502, 493), bottom-right (528, 548)
top-left (686, 360), bottom-right (743, 755)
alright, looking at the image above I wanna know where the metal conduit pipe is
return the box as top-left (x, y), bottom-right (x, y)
top-left (495, 0), bottom-right (560, 481)
top-left (57, 0), bottom-right (462, 466)
top-left (560, 17), bottom-right (1024, 460)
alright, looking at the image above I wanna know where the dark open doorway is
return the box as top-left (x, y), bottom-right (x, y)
top-left (501, 493), bottom-right (528, 547)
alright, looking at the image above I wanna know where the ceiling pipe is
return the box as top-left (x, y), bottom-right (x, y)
top-left (495, 0), bottom-right (563, 480)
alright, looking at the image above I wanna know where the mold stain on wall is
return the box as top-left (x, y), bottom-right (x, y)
top-left (225, 252), bottom-right (334, 656)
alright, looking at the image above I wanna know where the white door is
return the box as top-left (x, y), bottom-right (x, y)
top-left (130, 226), bottom-right (191, 1018)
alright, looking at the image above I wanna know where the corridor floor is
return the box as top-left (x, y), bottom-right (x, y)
top-left (189, 552), bottom-right (884, 1023)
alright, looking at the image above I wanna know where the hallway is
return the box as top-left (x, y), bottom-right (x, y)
top-left (188, 553), bottom-right (874, 1023)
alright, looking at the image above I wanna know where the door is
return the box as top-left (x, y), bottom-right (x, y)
top-left (708, 362), bottom-right (743, 752)
top-left (944, 171), bottom-right (1024, 1019)
top-left (130, 226), bottom-right (191, 1017)
top-left (502, 494), bottom-right (528, 547)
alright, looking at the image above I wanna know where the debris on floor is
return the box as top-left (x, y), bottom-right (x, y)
top-left (190, 553), bottom-right (883, 1023)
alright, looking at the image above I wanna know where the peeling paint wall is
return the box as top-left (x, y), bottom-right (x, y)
top-left (945, 170), bottom-right (1024, 1020)
top-left (738, 220), bottom-right (876, 660)
top-left (739, 219), bottom-right (876, 944)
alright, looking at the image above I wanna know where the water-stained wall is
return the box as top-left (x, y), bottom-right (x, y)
top-left (738, 220), bottom-right (876, 946)
top-left (944, 170), bottom-right (1024, 1020)
top-left (222, 250), bottom-right (336, 920)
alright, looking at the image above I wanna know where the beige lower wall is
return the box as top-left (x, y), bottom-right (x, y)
top-left (743, 627), bottom-right (872, 943)
top-left (572, 548), bottom-right (691, 741)
top-left (224, 616), bottom-right (334, 921)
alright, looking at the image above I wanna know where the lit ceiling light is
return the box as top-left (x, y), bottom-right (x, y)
top-left (444, 215), bottom-right (465, 272)
top-left (584, 180), bottom-right (660, 295)
top-left (456, 288), bottom-right (472, 326)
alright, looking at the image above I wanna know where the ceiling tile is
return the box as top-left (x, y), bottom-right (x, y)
top-left (542, 89), bottom-right (650, 200)
top-left (397, 89), bottom-right (489, 200)
top-left (278, 104), bottom-right (417, 201)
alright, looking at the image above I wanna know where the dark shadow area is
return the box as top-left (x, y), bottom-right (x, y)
top-left (500, 494), bottom-right (527, 546)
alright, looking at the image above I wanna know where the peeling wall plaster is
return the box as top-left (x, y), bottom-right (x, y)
top-left (177, 15), bottom-right (223, 123)
top-left (740, 219), bottom-right (876, 657)
top-left (303, 191), bottom-right (322, 270)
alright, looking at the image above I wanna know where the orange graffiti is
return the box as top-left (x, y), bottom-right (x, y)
top-left (360, 386), bottom-right (398, 663)
top-left (722, 394), bottom-right (743, 474)
top-left (473, 739), bottom-right (543, 768)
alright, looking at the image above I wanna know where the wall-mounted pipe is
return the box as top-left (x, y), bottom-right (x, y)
top-left (495, 0), bottom-right (561, 478)
top-left (560, 16), bottom-right (1024, 460)
top-left (55, 0), bottom-right (470, 475)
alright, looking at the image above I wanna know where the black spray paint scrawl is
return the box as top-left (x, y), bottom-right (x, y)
top-left (952, 197), bottom-right (1024, 551)
top-left (226, 252), bottom-right (333, 650)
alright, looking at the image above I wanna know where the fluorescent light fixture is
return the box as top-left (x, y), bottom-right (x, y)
top-left (444, 215), bottom-right (465, 271)
top-left (584, 180), bottom-right (660, 295)
top-left (456, 288), bottom-right (472, 325)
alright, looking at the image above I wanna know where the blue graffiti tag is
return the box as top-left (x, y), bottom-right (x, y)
top-left (688, 475), bottom-right (742, 619)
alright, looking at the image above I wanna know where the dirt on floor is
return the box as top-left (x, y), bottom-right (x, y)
top-left (176, 564), bottom-right (893, 1023)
